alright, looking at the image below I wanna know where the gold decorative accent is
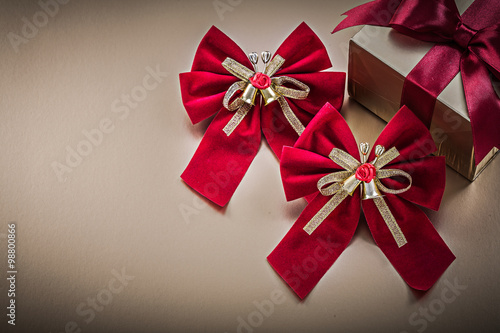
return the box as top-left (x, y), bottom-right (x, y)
top-left (373, 197), bottom-right (408, 247)
top-left (360, 142), bottom-right (370, 163)
top-left (264, 55), bottom-right (285, 77)
top-left (317, 171), bottom-right (352, 195)
top-left (223, 103), bottom-right (252, 136)
top-left (272, 77), bottom-right (310, 100)
top-left (260, 86), bottom-right (280, 105)
top-left (302, 145), bottom-right (411, 248)
top-left (342, 173), bottom-right (362, 195)
top-left (304, 190), bottom-right (349, 235)
top-left (376, 169), bottom-right (412, 194)
top-left (329, 148), bottom-right (360, 171)
top-left (373, 147), bottom-right (400, 169)
top-left (222, 58), bottom-right (254, 81)
top-left (241, 84), bottom-right (258, 105)
top-left (223, 81), bottom-right (246, 111)
top-left (361, 179), bottom-right (384, 199)
top-left (221, 55), bottom-right (309, 136)
top-left (277, 96), bottom-right (305, 135)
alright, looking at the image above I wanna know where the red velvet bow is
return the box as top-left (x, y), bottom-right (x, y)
top-left (180, 23), bottom-right (345, 206)
top-left (333, 0), bottom-right (500, 165)
top-left (268, 103), bottom-right (455, 299)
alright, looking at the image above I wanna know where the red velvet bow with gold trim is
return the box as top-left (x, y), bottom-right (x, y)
top-left (268, 103), bottom-right (455, 299)
top-left (180, 23), bottom-right (345, 206)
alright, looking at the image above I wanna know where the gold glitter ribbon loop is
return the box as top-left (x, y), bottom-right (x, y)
top-left (302, 149), bottom-right (362, 235)
top-left (329, 148), bottom-right (361, 171)
top-left (272, 77), bottom-right (310, 100)
top-left (223, 81), bottom-right (247, 111)
top-left (376, 169), bottom-right (412, 194)
top-left (221, 56), bottom-right (310, 136)
top-left (302, 146), bottom-right (412, 248)
top-left (264, 55), bottom-right (285, 77)
top-left (222, 58), bottom-right (254, 81)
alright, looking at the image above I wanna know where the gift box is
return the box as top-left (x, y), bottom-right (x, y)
top-left (343, 0), bottom-right (500, 181)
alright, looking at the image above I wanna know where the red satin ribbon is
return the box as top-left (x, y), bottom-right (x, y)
top-left (268, 103), bottom-right (455, 299)
top-left (333, 0), bottom-right (500, 165)
top-left (180, 23), bottom-right (346, 206)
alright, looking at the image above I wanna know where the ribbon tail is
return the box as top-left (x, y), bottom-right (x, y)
top-left (260, 100), bottom-right (302, 160)
top-left (277, 96), bottom-right (305, 136)
top-left (303, 190), bottom-right (349, 235)
top-left (223, 103), bottom-right (252, 136)
top-left (461, 54), bottom-right (500, 164)
top-left (332, 0), bottom-right (401, 33)
top-left (181, 106), bottom-right (261, 207)
top-left (268, 193), bottom-right (360, 299)
top-left (372, 197), bottom-right (407, 247)
top-left (401, 45), bottom-right (461, 128)
top-left (363, 196), bottom-right (455, 290)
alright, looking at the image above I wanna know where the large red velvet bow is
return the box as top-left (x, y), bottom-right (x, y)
top-left (180, 23), bottom-right (345, 206)
top-left (268, 103), bottom-right (455, 299)
top-left (333, 0), bottom-right (500, 165)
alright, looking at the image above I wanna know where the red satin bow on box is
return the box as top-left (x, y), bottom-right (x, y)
top-left (180, 23), bottom-right (346, 206)
top-left (333, 0), bottom-right (500, 165)
top-left (268, 103), bottom-right (455, 299)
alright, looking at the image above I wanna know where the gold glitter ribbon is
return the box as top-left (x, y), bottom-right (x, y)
top-left (303, 147), bottom-right (412, 248)
top-left (221, 55), bottom-right (309, 136)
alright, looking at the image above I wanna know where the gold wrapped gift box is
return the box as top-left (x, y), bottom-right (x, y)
top-left (348, 23), bottom-right (499, 181)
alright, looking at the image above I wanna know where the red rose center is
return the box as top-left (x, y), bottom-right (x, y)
top-left (355, 163), bottom-right (377, 182)
top-left (249, 72), bottom-right (271, 89)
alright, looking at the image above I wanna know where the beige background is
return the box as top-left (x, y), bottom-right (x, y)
top-left (0, 0), bottom-right (499, 332)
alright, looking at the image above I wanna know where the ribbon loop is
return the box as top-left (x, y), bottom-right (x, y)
top-left (317, 170), bottom-right (352, 196)
top-left (222, 81), bottom-right (247, 111)
top-left (264, 55), bottom-right (285, 77)
top-left (376, 169), bottom-right (412, 194)
top-left (221, 56), bottom-right (309, 136)
top-left (222, 58), bottom-right (254, 81)
top-left (272, 77), bottom-right (310, 100)
top-left (329, 148), bottom-right (361, 171)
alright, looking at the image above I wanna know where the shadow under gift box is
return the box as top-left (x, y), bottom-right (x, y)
top-left (348, 24), bottom-right (500, 181)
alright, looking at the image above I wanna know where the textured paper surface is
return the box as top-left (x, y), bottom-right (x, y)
top-left (0, 0), bottom-right (499, 332)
